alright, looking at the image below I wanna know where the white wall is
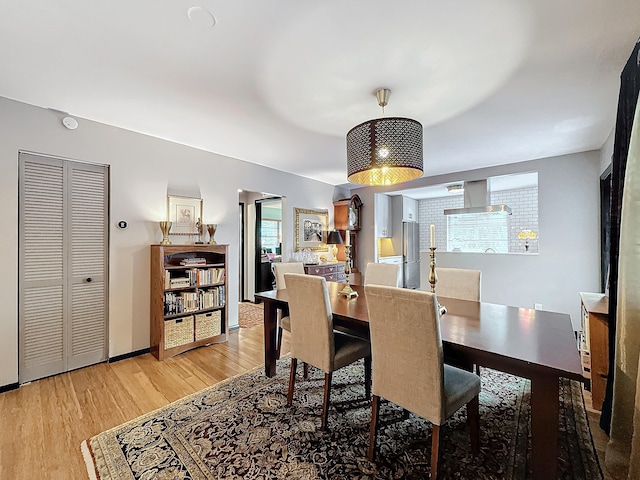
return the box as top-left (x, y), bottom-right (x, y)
top-left (352, 152), bottom-right (601, 330)
top-left (0, 96), bottom-right (340, 387)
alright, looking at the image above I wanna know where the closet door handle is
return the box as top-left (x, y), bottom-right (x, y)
top-left (86, 277), bottom-right (93, 283)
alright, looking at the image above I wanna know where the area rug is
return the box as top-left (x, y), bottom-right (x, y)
top-left (82, 360), bottom-right (603, 479)
top-left (238, 301), bottom-right (264, 328)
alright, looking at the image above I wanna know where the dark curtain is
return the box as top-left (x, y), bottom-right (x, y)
top-left (601, 38), bottom-right (640, 434)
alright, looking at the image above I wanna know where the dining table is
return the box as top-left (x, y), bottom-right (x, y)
top-left (255, 282), bottom-right (584, 480)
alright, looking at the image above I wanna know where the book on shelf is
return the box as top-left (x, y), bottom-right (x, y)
top-left (164, 285), bottom-right (226, 315)
top-left (180, 257), bottom-right (207, 266)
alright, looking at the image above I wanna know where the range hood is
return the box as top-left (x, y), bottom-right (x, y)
top-left (443, 180), bottom-right (512, 215)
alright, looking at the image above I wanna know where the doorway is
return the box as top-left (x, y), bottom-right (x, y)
top-left (238, 191), bottom-right (283, 302)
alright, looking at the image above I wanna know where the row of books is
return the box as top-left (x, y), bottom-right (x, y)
top-left (164, 286), bottom-right (226, 315)
top-left (165, 268), bottom-right (225, 289)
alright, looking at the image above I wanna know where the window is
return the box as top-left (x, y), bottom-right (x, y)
top-left (260, 219), bottom-right (281, 253)
top-left (447, 212), bottom-right (509, 253)
top-left (415, 172), bottom-right (538, 254)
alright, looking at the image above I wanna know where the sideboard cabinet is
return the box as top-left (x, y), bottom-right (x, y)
top-left (579, 292), bottom-right (610, 410)
top-left (304, 263), bottom-right (346, 283)
top-left (150, 244), bottom-right (228, 361)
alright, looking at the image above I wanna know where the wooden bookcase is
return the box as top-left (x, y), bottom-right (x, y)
top-left (150, 244), bottom-right (229, 361)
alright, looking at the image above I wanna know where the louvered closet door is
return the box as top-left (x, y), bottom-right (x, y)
top-left (68, 164), bottom-right (108, 370)
top-left (19, 153), bottom-right (109, 383)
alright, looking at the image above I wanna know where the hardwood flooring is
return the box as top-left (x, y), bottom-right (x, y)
top-left (0, 325), bottom-right (612, 479)
top-left (0, 326), bottom-right (290, 480)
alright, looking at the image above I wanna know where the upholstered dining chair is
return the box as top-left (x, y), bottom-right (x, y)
top-left (364, 262), bottom-right (399, 287)
top-left (434, 267), bottom-right (482, 302)
top-left (284, 273), bottom-right (372, 431)
top-left (433, 267), bottom-right (482, 374)
top-left (364, 285), bottom-right (480, 478)
top-left (272, 262), bottom-right (305, 359)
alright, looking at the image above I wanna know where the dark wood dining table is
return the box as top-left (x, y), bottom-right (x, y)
top-left (255, 282), bottom-right (584, 480)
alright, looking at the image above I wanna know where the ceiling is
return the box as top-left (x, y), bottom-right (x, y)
top-left (1, 1), bottom-right (638, 187)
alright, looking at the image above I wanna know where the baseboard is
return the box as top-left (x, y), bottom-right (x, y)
top-left (109, 348), bottom-right (150, 363)
top-left (0, 382), bottom-right (19, 393)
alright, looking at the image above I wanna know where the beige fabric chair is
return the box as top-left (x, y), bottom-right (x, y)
top-left (364, 285), bottom-right (480, 478)
top-left (434, 267), bottom-right (482, 302)
top-left (364, 262), bottom-right (399, 287)
top-left (272, 262), bottom-right (305, 358)
top-left (433, 267), bottom-right (482, 374)
top-left (285, 273), bottom-right (371, 431)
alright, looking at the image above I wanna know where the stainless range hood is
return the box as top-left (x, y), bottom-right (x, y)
top-left (444, 179), bottom-right (512, 215)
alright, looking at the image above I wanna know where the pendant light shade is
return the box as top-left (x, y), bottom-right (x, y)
top-left (346, 89), bottom-right (423, 186)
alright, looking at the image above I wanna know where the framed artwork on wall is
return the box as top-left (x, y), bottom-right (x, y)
top-left (294, 207), bottom-right (328, 251)
top-left (167, 195), bottom-right (203, 235)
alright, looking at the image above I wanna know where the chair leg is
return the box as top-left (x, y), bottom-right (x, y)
top-left (468, 395), bottom-right (480, 455)
top-left (430, 424), bottom-right (441, 479)
top-left (364, 355), bottom-right (372, 399)
top-left (303, 362), bottom-right (309, 379)
top-left (287, 358), bottom-right (297, 406)
top-left (320, 372), bottom-right (333, 431)
top-left (276, 326), bottom-right (283, 359)
top-left (475, 364), bottom-right (481, 376)
top-left (368, 394), bottom-right (381, 461)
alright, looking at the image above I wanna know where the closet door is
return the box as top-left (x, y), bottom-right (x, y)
top-left (19, 152), bottom-right (109, 383)
top-left (68, 163), bottom-right (109, 370)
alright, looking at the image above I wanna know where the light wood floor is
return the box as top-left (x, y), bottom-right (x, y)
top-left (0, 325), bottom-right (612, 479)
top-left (0, 325), bottom-right (289, 480)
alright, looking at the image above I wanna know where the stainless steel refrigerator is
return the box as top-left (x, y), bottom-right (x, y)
top-left (402, 222), bottom-right (420, 289)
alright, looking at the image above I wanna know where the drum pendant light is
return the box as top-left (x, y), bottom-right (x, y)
top-left (346, 88), bottom-right (423, 186)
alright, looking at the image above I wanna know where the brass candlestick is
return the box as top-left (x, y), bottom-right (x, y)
top-left (339, 245), bottom-right (358, 298)
top-left (207, 224), bottom-right (217, 244)
top-left (429, 247), bottom-right (447, 315)
top-left (159, 221), bottom-right (172, 245)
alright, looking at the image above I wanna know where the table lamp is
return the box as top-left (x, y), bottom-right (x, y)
top-left (326, 230), bottom-right (343, 261)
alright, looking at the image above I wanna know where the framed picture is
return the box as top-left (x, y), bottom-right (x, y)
top-left (294, 207), bottom-right (328, 251)
top-left (167, 195), bottom-right (203, 235)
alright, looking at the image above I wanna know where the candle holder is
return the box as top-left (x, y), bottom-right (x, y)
top-left (159, 221), bottom-right (172, 245)
top-left (429, 247), bottom-right (447, 315)
top-left (339, 245), bottom-right (358, 298)
top-left (207, 224), bottom-right (217, 244)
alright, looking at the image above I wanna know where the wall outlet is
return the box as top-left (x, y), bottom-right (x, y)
top-left (534, 303), bottom-right (543, 310)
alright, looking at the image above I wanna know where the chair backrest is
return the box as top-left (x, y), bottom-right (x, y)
top-left (365, 285), bottom-right (445, 424)
top-left (434, 267), bottom-right (481, 301)
top-left (284, 273), bottom-right (335, 372)
top-left (364, 262), bottom-right (399, 287)
top-left (273, 262), bottom-right (305, 290)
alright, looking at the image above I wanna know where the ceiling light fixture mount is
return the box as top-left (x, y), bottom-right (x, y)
top-left (346, 88), bottom-right (423, 186)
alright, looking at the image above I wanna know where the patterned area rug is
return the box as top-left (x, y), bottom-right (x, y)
top-left (238, 301), bottom-right (264, 328)
top-left (82, 360), bottom-right (603, 479)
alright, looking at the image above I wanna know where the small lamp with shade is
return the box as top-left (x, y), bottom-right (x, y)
top-left (326, 230), bottom-right (344, 262)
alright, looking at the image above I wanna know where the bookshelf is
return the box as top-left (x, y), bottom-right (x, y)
top-left (150, 244), bottom-right (229, 361)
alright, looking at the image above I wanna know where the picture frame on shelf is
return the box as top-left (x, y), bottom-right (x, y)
top-left (294, 207), bottom-right (328, 252)
top-left (167, 195), bottom-right (203, 236)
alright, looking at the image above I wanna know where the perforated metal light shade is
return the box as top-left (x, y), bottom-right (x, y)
top-left (346, 117), bottom-right (423, 186)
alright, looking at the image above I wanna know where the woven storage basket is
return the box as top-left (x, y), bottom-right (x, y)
top-left (164, 315), bottom-right (194, 349)
top-left (195, 310), bottom-right (222, 340)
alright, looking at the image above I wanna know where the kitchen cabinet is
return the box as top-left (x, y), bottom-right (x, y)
top-left (375, 193), bottom-right (392, 237)
top-left (402, 196), bottom-right (417, 222)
